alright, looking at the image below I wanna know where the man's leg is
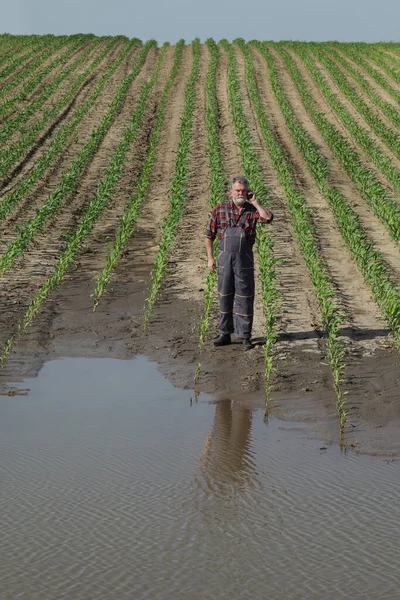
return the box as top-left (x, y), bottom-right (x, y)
top-left (217, 254), bottom-right (235, 335)
top-left (234, 253), bottom-right (255, 340)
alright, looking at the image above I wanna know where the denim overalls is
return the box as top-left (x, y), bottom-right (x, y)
top-left (217, 209), bottom-right (255, 339)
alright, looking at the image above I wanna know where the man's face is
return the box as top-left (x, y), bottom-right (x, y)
top-left (231, 182), bottom-right (247, 206)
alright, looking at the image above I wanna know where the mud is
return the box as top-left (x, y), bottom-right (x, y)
top-left (0, 42), bottom-right (399, 457)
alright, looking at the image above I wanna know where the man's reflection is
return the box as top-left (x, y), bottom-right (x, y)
top-left (198, 399), bottom-right (258, 495)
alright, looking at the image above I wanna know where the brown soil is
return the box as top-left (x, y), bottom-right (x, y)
top-left (0, 41), bottom-right (399, 458)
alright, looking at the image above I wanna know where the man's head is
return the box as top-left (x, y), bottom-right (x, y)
top-left (229, 176), bottom-right (249, 207)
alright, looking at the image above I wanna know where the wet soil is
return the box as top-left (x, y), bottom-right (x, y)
top-left (0, 41), bottom-right (399, 457)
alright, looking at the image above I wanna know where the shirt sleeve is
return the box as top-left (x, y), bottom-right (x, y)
top-left (254, 208), bottom-right (271, 224)
top-left (204, 209), bottom-right (217, 240)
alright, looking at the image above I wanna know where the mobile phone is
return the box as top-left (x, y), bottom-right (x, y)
top-left (247, 191), bottom-right (254, 200)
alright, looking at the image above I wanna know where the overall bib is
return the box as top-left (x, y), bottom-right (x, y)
top-left (218, 210), bottom-right (255, 339)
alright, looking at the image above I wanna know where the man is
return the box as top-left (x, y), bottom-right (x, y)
top-left (204, 176), bottom-right (273, 350)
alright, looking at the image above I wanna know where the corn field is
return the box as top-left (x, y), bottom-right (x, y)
top-left (1, 34), bottom-right (400, 446)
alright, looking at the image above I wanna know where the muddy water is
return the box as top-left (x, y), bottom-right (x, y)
top-left (1, 357), bottom-right (399, 600)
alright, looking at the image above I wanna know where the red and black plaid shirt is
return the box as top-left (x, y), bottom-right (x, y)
top-left (204, 201), bottom-right (269, 244)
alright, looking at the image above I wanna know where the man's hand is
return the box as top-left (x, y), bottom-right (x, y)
top-left (208, 257), bottom-right (216, 272)
top-left (248, 192), bottom-right (273, 223)
top-left (205, 238), bottom-right (216, 271)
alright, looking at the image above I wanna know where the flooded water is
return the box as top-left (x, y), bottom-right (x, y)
top-left (1, 356), bottom-right (399, 599)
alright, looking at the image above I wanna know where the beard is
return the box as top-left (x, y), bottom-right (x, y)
top-left (235, 197), bottom-right (246, 207)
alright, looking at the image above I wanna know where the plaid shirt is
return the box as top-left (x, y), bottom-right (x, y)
top-left (204, 201), bottom-right (269, 244)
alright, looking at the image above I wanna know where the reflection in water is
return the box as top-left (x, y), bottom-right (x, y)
top-left (198, 399), bottom-right (259, 496)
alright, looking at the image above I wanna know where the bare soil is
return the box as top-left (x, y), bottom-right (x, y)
top-left (0, 41), bottom-right (399, 457)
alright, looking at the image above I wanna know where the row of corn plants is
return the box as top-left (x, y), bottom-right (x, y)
top-left (256, 44), bottom-right (400, 351)
top-left (0, 42), bottom-right (165, 366)
top-left (0, 37), bottom-right (24, 65)
top-left (92, 41), bottom-right (185, 308)
top-left (331, 45), bottom-right (400, 121)
top-left (289, 45), bottom-right (400, 194)
top-left (308, 44), bottom-right (400, 154)
top-left (0, 38), bottom-right (119, 181)
top-left (241, 40), bottom-right (346, 423)
top-left (0, 38), bottom-right (138, 224)
top-left (197, 39), bottom-right (227, 349)
top-left (280, 45), bottom-right (400, 244)
top-left (220, 39), bottom-right (280, 399)
top-left (0, 36), bottom-right (103, 147)
top-left (0, 35), bottom-right (73, 106)
top-left (143, 40), bottom-right (201, 327)
top-left (0, 35), bottom-right (92, 119)
top-left (366, 46), bottom-right (400, 84)
top-left (0, 40), bottom-right (156, 276)
top-left (0, 35), bottom-right (55, 80)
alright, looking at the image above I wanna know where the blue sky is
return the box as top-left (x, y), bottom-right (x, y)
top-left (2, 0), bottom-right (399, 43)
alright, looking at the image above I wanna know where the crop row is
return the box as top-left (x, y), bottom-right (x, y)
top-left (284, 44), bottom-right (400, 244)
top-left (241, 41), bottom-right (346, 421)
top-left (0, 36), bottom-right (91, 119)
top-left (330, 45), bottom-right (400, 130)
top-left (0, 39), bottom-right (138, 224)
top-left (0, 40), bottom-right (156, 276)
top-left (309, 44), bottom-right (400, 155)
top-left (293, 45), bottom-right (400, 194)
top-left (220, 39), bottom-right (280, 399)
top-left (0, 37), bottom-right (102, 145)
top-left (0, 40), bottom-right (162, 365)
top-left (92, 41), bottom-right (185, 308)
top-left (0, 37), bottom-right (119, 181)
top-left (0, 35), bottom-right (56, 80)
top-left (259, 44), bottom-right (400, 350)
top-left (0, 35), bottom-right (73, 106)
top-left (143, 40), bottom-right (201, 327)
top-left (197, 39), bottom-right (227, 350)
top-left (366, 46), bottom-right (400, 84)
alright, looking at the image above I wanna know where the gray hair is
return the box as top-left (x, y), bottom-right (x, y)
top-left (229, 176), bottom-right (249, 189)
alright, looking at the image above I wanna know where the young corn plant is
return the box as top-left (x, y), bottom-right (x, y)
top-left (143, 39), bottom-right (201, 328)
top-left (0, 41), bottom-right (165, 366)
top-left (220, 39), bottom-right (280, 403)
top-left (0, 38), bottom-right (138, 224)
top-left (0, 40), bottom-right (156, 276)
top-left (92, 40), bottom-right (185, 308)
top-left (239, 40), bottom-right (347, 425)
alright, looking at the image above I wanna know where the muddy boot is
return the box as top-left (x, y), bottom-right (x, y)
top-left (242, 338), bottom-right (253, 351)
top-left (213, 333), bottom-right (232, 347)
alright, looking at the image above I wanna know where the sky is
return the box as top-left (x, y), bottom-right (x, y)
top-left (1, 0), bottom-right (399, 44)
